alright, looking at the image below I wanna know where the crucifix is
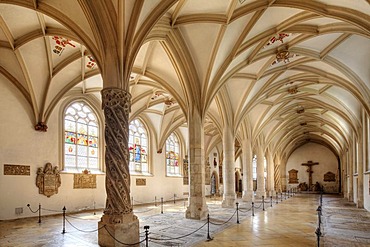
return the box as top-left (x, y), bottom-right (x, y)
top-left (302, 160), bottom-right (319, 191)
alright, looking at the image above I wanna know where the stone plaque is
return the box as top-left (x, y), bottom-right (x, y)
top-left (36, 163), bottom-right (61, 197)
top-left (183, 156), bottom-right (189, 185)
top-left (288, 169), bottom-right (299, 184)
top-left (136, 178), bottom-right (146, 186)
top-left (205, 159), bottom-right (211, 185)
top-left (74, 173), bottom-right (97, 189)
top-left (324, 171), bottom-right (336, 182)
top-left (4, 164), bottom-right (30, 175)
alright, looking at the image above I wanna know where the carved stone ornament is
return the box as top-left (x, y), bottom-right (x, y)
top-left (288, 169), bottom-right (299, 184)
top-left (183, 155), bottom-right (189, 185)
top-left (101, 88), bottom-right (133, 223)
top-left (35, 122), bottom-right (48, 132)
top-left (323, 171), bottom-right (336, 182)
top-left (36, 163), bottom-right (61, 197)
top-left (4, 164), bottom-right (30, 175)
top-left (136, 178), bottom-right (146, 186)
top-left (74, 172), bottom-right (97, 189)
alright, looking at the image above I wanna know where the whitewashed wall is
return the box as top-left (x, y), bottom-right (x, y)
top-left (0, 80), bottom-right (189, 220)
top-left (285, 143), bottom-right (339, 193)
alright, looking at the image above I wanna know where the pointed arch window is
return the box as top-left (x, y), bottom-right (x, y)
top-left (129, 119), bottom-right (148, 173)
top-left (166, 133), bottom-right (181, 176)
top-left (64, 102), bottom-right (99, 172)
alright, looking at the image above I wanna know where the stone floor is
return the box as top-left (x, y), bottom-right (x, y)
top-left (0, 193), bottom-right (369, 246)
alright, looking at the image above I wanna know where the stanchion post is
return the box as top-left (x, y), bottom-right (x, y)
top-left (174, 193), bottom-right (176, 204)
top-left (144, 225), bottom-right (150, 247)
top-left (262, 196), bottom-right (265, 211)
top-left (281, 192), bottom-right (283, 202)
top-left (252, 202), bottom-right (254, 216)
top-left (315, 227), bottom-right (321, 247)
top-left (288, 189), bottom-right (290, 198)
top-left (270, 196), bottom-right (273, 207)
top-left (207, 214), bottom-right (213, 241)
top-left (38, 203), bottom-right (41, 223)
top-left (316, 206), bottom-right (322, 225)
top-left (276, 193), bottom-right (278, 204)
top-left (236, 202), bottom-right (240, 224)
top-left (62, 206), bottom-right (66, 234)
top-left (155, 196), bottom-right (157, 207)
top-left (161, 197), bottom-right (164, 214)
top-left (93, 201), bottom-right (96, 215)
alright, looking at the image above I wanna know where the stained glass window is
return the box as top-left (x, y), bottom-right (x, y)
top-left (64, 102), bottom-right (99, 171)
top-left (129, 119), bottom-right (148, 173)
top-left (166, 133), bottom-right (180, 176)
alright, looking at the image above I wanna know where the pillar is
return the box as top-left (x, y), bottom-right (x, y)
top-left (98, 88), bottom-right (139, 247)
top-left (267, 150), bottom-right (275, 196)
top-left (255, 145), bottom-right (266, 198)
top-left (348, 140), bottom-right (354, 202)
top-left (242, 139), bottom-right (254, 201)
top-left (222, 124), bottom-right (236, 207)
top-left (357, 111), bottom-right (365, 208)
top-left (342, 152), bottom-right (348, 198)
top-left (185, 107), bottom-right (209, 220)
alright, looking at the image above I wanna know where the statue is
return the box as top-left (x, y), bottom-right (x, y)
top-left (36, 163), bottom-right (61, 197)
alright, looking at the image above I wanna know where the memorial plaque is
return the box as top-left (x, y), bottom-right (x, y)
top-left (36, 163), bottom-right (61, 197)
top-left (288, 169), bottom-right (299, 183)
top-left (74, 173), bottom-right (97, 189)
top-left (4, 164), bottom-right (30, 175)
top-left (324, 171), bottom-right (336, 182)
top-left (136, 178), bottom-right (146, 186)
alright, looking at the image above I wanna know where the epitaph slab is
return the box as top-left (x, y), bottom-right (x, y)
top-left (4, 164), bottom-right (30, 175)
top-left (36, 163), bottom-right (61, 197)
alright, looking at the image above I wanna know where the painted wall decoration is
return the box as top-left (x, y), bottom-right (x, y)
top-left (4, 164), bottom-right (30, 176)
top-left (36, 163), bottom-right (61, 197)
top-left (52, 36), bottom-right (76, 56)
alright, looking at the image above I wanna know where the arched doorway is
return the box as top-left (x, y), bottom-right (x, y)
top-left (211, 171), bottom-right (219, 196)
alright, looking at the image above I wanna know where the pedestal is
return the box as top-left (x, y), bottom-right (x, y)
top-left (185, 197), bottom-right (209, 220)
top-left (98, 214), bottom-right (139, 247)
top-left (222, 194), bottom-right (236, 208)
top-left (242, 190), bottom-right (254, 202)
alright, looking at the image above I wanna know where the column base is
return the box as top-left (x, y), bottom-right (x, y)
top-left (268, 190), bottom-right (276, 197)
top-left (242, 190), bottom-right (254, 202)
top-left (255, 190), bottom-right (266, 199)
top-left (185, 197), bottom-right (209, 220)
top-left (98, 213), bottom-right (140, 247)
top-left (222, 194), bottom-right (236, 208)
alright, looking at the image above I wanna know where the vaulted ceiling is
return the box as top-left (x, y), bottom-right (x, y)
top-left (0, 0), bottom-right (369, 160)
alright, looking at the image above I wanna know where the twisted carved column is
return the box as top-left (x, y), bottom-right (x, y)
top-left (99, 88), bottom-right (139, 246)
top-left (102, 88), bottom-right (133, 222)
top-left (274, 163), bottom-right (281, 193)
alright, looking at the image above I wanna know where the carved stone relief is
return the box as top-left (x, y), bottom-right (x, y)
top-left (205, 159), bottom-right (211, 185)
top-left (4, 164), bottom-right (30, 175)
top-left (36, 163), bottom-right (61, 197)
top-left (324, 171), bottom-right (336, 182)
top-left (136, 178), bottom-right (146, 186)
top-left (74, 172), bottom-right (97, 189)
top-left (288, 169), bottom-right (299, 184)
top-left (183, 155), bottom-right (189, 185)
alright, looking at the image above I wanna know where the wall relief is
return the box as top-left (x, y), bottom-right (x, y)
top-left (74, 170), bottom-right (96, 189)
top-left (288, 169), bottom-right (299, 184)
top-left (4, 164), bottom-right (30, 176)
top-left (183, 155), bottom-right (189, 185)
top-left (324, 171), bottom-right (336, 182)
top-left (36, 163), bottom-right (61, 197)
top-left (136, 178), bottom-right (146, 186)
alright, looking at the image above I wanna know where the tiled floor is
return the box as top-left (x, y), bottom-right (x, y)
top-left (0, 193), bottom-right (369, 246)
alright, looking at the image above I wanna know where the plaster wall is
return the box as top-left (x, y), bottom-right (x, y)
top-left (0, 80), bottom-right (188, 220)
top-left (285, 143), bottom-right (339, 193)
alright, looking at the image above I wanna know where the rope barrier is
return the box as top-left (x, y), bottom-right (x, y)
top-left (133, 207), bottom-right (157, 214)
top-left (104, 225), bottom-right (146, 246)
top-left (150, 222), bottom-right (208, 241)
top-left (65, 217), bottom-right (105, 233)
top-left (209, 210), bottom-right (237, 226)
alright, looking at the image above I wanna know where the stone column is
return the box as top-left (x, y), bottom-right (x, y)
top-left (342, 152), bottom-right (347, 198)
top-left (357, 111), bottom-right (365, 208)
top-left (348, 140), bottom-right (354, 202)
top-left (274, 156), bottom-right (282, 193)
top-left (267, 151), bottom-right (275, 196)
top-left (242, 139), bottom-right (254, 201)
top-left (185, 107), bottom-right (208, 220)
top-left (98, 88), bottom-right (139, 247)
top-left (222, 124), bottom-right (236, 207)
top-left (255, 145), bottom-right (266, 198)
